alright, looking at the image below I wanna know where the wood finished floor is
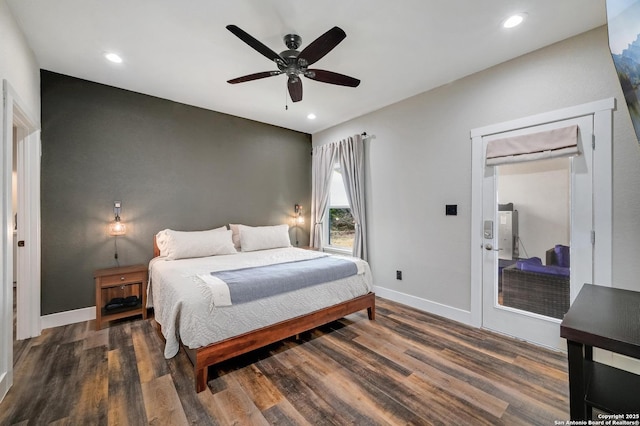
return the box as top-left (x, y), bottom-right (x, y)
top-left (2, 297), bottom-right (569, 425)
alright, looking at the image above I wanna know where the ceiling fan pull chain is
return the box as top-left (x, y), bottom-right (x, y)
top-left (285, 85), bottom-right (288, 110)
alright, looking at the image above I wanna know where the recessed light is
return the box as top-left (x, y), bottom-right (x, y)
top-left (503, 13), bottom-right (526, 29)
top-left (104, 52), bottom-right (123, 63)
top-left (307, 113), bottom-right (316, 120)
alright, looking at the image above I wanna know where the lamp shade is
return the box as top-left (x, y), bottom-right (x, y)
top-left (295, 204), bottom-right (304, 224)
top-left (108, 216), bottom-right (126, 236)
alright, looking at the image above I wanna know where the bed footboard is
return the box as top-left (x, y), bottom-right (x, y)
top-left (188, 292), bottom-right (375, 393)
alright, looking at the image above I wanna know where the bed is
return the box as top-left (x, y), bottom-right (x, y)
top-left (148, 225), bottom-right (375, 393)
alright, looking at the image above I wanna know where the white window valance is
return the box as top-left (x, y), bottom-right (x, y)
top-left (486, 124), bottom-right (579, 166)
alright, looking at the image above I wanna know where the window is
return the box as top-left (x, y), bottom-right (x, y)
top-left (327, 163), bottom-right (355, 249)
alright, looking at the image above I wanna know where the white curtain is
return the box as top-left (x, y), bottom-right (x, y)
top-left (310, 143), bottom-right (337, 249)
top-left (338, 135), bottom-right (368, 260)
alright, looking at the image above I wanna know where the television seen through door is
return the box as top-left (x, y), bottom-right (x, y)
top-left (607, 0), bottom-right (640, 144)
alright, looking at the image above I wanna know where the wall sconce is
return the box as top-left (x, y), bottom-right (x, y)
top-left (294, 204), bottom-right (304, 225)
top-left (293, 204), bottom-right (304, 247)
top-left (108, 201), bottom-right (127, 236)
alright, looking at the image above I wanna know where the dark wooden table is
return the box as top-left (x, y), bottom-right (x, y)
top-left (560, 284), bottom-right (640, 420)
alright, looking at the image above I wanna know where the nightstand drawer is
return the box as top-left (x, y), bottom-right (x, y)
top-left (99, 271), bottom-right (146, 287)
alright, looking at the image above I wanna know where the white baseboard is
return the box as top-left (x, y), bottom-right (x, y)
top-left (39, 288), bottom-right (473, 334)
top-left (373, 285), bottom-right (473, 326)
top-left (0, 370), bottom-right (10, 405)
top-left (40, 306), bottom-right (96, 330)
top-left (40, 290), bottom-right (472, 331)
top-left (594, 349), bottom-right (640, 374)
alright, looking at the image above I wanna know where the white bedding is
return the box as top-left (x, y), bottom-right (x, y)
top-left (148, 247), bottom-right (373, 358)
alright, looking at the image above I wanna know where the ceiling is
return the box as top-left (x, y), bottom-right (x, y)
top-left (7, 0), bottom-right (607, 134)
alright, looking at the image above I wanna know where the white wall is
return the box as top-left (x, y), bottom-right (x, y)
top-left (498, 158), bottom-right (570, 262)
top-left (0, 0), bottom-right (40, 121)
top-left (313, 26), bottom-right (640, 318)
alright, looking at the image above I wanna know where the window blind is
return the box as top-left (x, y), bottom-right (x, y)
top-left (486, 124), bottom-right (579, 166)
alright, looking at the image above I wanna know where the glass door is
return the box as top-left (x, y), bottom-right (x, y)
top-left (481, 115), bottom-right (593, 350)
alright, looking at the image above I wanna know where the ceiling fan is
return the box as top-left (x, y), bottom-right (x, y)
top-left (226, 25), bottom-right (361, 103)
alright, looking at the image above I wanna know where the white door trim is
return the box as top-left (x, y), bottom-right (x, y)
top-left (1, 80), bottom-right (41, 402)
top-left (470, 98), bottom-right (614, 329)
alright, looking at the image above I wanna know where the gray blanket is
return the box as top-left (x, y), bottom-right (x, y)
top-left (211, 256), bottom-right (358, 305)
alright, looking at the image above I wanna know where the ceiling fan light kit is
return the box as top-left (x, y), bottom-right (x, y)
top-left (226, 24), bottom-right (360, 103)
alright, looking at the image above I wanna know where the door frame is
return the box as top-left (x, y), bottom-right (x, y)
top-left (1, 80), bottom-right (41, 401)
top-left (470, 98), bottom-right (614, 330)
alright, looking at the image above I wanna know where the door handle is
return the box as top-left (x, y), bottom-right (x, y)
top-left (18, 240), bottom-right (25, 247)
top-left (484, 243), bottom-right (501, 251)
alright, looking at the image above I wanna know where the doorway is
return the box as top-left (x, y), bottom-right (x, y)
top-left (470, 98), bottom-right (614, 350)
top-left (1, 80), bottom-right (41, 402)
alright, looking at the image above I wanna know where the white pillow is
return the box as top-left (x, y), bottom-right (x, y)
top-left (155, 229), bottom-right (171, 255)
top-left (155, 227), bottom-right (235, 260)
top-left (156, 226), bottom-right (228, 255)
top-left (239, 224), bottom-right (291, 252)
top-left (229, 224), bottom-right (242, 250)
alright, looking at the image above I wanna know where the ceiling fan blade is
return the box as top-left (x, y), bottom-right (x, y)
top-left (226, 25), bottom-right (285, 65)
top-left (227, 71), bottom-right (282, 84)
top-left (298, 26), bottom-right (346, 66)
top-left (305, 69), bottom-right (360, 87)
top-left (288, 76), bottom-right (303, 102)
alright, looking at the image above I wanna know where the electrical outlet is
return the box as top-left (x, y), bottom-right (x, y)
top-left (396, 270), bottom-right (402, 280)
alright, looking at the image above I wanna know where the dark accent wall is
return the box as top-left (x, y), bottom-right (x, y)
top-left (41, 70), bottom-right (311, 315)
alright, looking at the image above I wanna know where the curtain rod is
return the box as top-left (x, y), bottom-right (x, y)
top-left (310, 132), bottom-right (375, 155)
top-left (361, 132), bottom-right (376, 140)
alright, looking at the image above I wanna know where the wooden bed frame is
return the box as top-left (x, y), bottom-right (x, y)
top-left (152, 237), bottom-right (376, 393)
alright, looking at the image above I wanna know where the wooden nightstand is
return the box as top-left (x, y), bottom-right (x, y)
top-left (94, 264), bottom-right (148, 330)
